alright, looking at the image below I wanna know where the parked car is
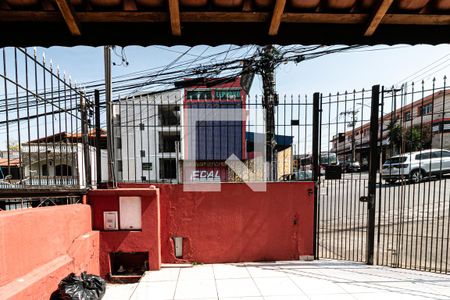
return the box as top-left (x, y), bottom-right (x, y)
top-left (319, 152), bottom-right (339, 175)
top-left (341, 160), bottom-right (361, 173)
top-left (297, 170), bottom-right (313, 181)
top-left (279, 173), bottom-right (297, 181)
top-left (299, 152), bottom-right (339, 175)
top-left (278, 170), bottom-right (313, 181)
top-left (381, 149), bottom-right (450, 184)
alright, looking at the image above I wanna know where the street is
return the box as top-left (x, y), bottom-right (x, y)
top-left (318, 172), bottom-right (450, 273)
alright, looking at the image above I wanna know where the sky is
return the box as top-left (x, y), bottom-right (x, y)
top-left (37, 44), bottom-right (450, 98)
top-left (1, 44), bottom-right (449, 152)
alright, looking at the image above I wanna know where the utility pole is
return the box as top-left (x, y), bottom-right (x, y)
top-left (260, 45), bottom-right (278, 181)
top-left (340, 110), bottom-right (358, 162)
top-left (80, 93), bottom-right (92, 188)
top-left (104, 46), bottom-right (115, 187)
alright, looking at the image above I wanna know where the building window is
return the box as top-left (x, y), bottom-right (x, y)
top-left (42, 164), bottom-right (49, 176)
top-left (160, 158), bottom-right (177, 179)
top-left (142, 162), bottom-right (152, 171)
top-left (140, 150), bottom-right (145, 158)
top-left (55, 164), bottom-right (72, 176)
top-left (215, 89), bottom-right (241, 100)
top-left (186, 90), bottom-right (212, 100)
top-left (404, 111), bottom-right (412, 122)
top-left (117, 160), bottom-right (123, 172)
top-left (116, 137), bottom-right (122, 149)
top-left (159, 132), bottom-right (180, 153)
top-left (159, 105), bottom-right (180, 126)
top-left (419, 103), bottom-right (432, 115)
top-left (139, 123), bottom-right (145, 130)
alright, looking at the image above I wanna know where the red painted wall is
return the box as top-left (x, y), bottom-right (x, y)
top-left (0, 205), bottom-right (99, 300)
top-left (88, 187), bottom-right (161, 278)
top-left (117, 182), bottom-right (314, 264)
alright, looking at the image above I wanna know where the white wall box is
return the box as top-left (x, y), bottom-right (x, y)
top-left (119, 196), bottom-right (142, 230)
top-left (104, 211), bottom-right (119, 230)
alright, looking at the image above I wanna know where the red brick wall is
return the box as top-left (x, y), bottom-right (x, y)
top-left (116, 182), bottom-right (314, 264)
top-left (0, 205), bottom-right (99, 300)
top-left (88, 187), bottom-right (161, 278)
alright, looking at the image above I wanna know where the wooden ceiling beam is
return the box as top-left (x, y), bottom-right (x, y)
top-left (123, 0), bottom-right (138, 11)
top-left (0, 11), bottom-right (449, 26)
top-left (168, 0), bottom-right (181, 36)
top-left (420, 0), bottom-right (435, 14)
top-left (55, 0), bottom-right (81, 36)
top-left (269, 0), bottom-right (286, 35)
top-left (242, 0), bottom-right (253, 12)
top-left (364, 0), bottom-right (394, 36)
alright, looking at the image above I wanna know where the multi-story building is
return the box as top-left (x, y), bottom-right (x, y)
top-left (113, 89), bottom-right (184, 183)
top-left (331, 89), bottom-right (450, 165)
top-left (180, 77), bottom-right (247, 182)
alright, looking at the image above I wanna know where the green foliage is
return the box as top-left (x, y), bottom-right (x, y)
top-left (403, 124), bottom-right (432, 152)
top-left (8, 142), bottom-right (19, 152)
top-left (388, 121), bottom-right (432, 153)
top-left (387, 122), bottom-right (403, 152)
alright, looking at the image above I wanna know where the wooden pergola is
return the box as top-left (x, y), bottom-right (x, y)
top-left (0, 0), bottom-right (449, 46)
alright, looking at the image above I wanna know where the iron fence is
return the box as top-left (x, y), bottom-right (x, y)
top-left (0, 47), bottom-right (95, 192)
top-left (0, 195), bottom-right (82, 211)
top-left (316, 88), bottom-right (373, 262)
top-left (316, 76), bottom-right (450, 274)
top-left (112, 91), bottom-right (314, 184)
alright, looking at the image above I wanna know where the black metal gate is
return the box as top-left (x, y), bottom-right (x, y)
top-left (315, 78), bottom-right (450, 274)
top-left (314, 86), bottom-right (379, 263)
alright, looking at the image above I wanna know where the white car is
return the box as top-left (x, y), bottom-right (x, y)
top-left (382, 149), bottom-right (450, 184)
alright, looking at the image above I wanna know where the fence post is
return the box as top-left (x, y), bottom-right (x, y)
top-left (95, 90), bottom-right (102, 186)
top-left (367, 84), bottom-right (380, 265)
top-left (81, 94), bottom-right (92, 188)
top-left (312, 92), bottom-right (321, 260)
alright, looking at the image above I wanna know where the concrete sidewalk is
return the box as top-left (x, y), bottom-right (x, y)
top-left (104, 260), bottom-right (450, 300)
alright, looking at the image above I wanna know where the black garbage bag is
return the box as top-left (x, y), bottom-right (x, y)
top-left (58, 272), bottom-right (106, 300)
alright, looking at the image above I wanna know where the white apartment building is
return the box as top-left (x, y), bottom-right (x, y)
top-left (113, 89), bottom-right (184, 183)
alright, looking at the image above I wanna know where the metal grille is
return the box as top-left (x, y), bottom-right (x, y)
top-left (316, 77), bottom-right (450, 274)
top-left (112, 92), bottom-right (313, 184)
top-left (0, 196), bottom-right (81, 211)
top-left (316, 89), bottom-right (373, 262)
top-left (0, 47), bottom-right (94, 192)
top-left (376, 78), bottom-right (450, 273)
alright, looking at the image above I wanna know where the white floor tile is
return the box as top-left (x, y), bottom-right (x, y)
top-left (103, 260), bottom-right (450, 300)
top-left (221, 297), bottom-right (264, 300)
top-left (245, 266), bottom-right (287, 278)
top-left (309, 294), bottom-right (355, 300)
top-left (213, 263), bottom-right (250, 279)
top-left (178, 265), bottom-right (215, 281)
top-left (131, 281), bottom-right (177, 300)
top-left (216, 278), bottom-right (261, 298)
top-left (174, 279), bottom-right (217, 299)
top-left (140, 268), bottom-right (180, 282)
top-left (264, 296), bottom-right (309, 300)
top-left (290, 276), bottom-right (348, 295)
top-left (253, 277), bottom-right (303, 297)
top-left (104, 283), bottom-right (138, 300)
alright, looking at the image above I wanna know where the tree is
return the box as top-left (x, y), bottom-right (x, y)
top-left (388, 122), bottom-right (432, 154)
top-left (403, 124), bottom-right (432, 152)
top-left (387, 121), bottom-right (402, 154)
top-left (8, 141), bottom-right (20, 152)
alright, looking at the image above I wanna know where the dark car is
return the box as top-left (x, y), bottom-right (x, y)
top-left (341, 161), bottom-right (361, 173)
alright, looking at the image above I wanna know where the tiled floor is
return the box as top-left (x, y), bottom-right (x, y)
top-left (104, 260), bottom-right (450, 300)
